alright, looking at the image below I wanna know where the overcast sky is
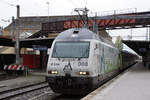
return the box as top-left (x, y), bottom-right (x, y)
top-left (0, 0), bottom-right (150, 26)
top-left (0, 0), bottom-right (150, 40)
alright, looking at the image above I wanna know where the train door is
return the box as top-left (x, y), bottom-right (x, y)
top-left (93, 42), bottom-right (101, 75)
top-left (99, 43), bottom-right (105, 74)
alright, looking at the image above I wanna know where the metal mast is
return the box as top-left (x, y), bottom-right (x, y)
top-left (74, 7), bottom-right (89, 28)
top-left (15, 5), bottom-right (21, 65)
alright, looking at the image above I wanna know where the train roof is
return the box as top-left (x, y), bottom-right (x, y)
top-left (55, 28), bottom-right (100, 41)
top-left (55, 28), bottom-right (116, 47)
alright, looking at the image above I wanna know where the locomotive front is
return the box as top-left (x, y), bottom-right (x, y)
top-left (46, 28), bottom-right (99, 94)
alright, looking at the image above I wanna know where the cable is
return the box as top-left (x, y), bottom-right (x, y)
top-left (1, 19), bottom-right (10, 22)
top-left (84, 0), bottom-right (88, 7)
top-left (66, 0), bottom-right (80, 7)
top-left (21, 8), bottom-right (39, 16)
top-left (0, 0), bottom-right (16, 7)
top-left (32, 0), bottom-right (46, 11)
top-left (0, 0), bottom-right (40, 16)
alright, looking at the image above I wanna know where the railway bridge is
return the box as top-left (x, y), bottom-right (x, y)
top-left (29, 10), bottom-right (150, 38)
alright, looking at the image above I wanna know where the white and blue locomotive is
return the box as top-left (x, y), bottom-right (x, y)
top-left (46, 28), bottom-right (120, 94)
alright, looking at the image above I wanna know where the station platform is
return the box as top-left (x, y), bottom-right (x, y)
top-left (82, 61), bottom-right (150, 100)
top-left (0, 70), bottom-right (46, 93)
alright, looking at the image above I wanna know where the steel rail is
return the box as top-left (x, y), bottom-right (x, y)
top-left (0, 81), bottom-right (49, 99)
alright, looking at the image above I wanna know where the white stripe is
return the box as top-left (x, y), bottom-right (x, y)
top-left (8, 65), bottom-right (12, 70)
top-left (17, 65), bottom-right (20, 70)
top-left (22, 66), bottom-right (24, 70)
top-left (4, 65), bottom-right (7, 70)
top-left (19, 65), bottom-right (23, 70)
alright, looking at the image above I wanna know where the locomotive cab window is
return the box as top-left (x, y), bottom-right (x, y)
top-left (52, 42), bottom-right (90, 58)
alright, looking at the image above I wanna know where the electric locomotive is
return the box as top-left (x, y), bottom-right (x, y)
top-left (46, 28), bottom-right (120, 95)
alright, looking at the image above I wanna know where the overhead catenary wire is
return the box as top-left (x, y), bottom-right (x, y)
top-left (0, 19), bottom-right (10, 22)
top-left (0, 0), bottom-right (40, 16)
top-left (66, 0), bottom-right (80, 7)
top-left (32, 0), bottom-right (48, 15)
top-left (20, 8), bottom-right (39, 16)
top-left (0, 0), bottom-right (16, 7)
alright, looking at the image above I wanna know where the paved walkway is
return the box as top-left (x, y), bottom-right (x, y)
top-left (82, 61), bottom-right (150, 100)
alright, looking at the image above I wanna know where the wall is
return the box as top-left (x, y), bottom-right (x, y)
top-left (0, 54), bottom-right (41, 70)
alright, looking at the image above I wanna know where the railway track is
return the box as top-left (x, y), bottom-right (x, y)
top-left (0, 63), bottom-right (136, 100)
top-left (51, 94), bottom-right (84, 100)
top-left (0, 71), bottom-right (20, 81)
top-left (0, 82), bottom-right (49, 99)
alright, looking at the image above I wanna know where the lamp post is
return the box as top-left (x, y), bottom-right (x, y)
top-left (46, 1), bottom-right (50, 21)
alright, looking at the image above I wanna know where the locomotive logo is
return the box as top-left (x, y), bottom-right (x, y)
top-left (63, 62), bottom-right (72, 72)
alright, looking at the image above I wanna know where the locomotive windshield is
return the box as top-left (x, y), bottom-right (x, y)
top-left (52, 42), bottom-right (90, 58)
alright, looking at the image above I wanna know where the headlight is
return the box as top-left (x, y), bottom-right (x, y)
top-left (48, 70), bottom-right (58, 74)
top-left (79, 71), bottom-right (89, 75)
